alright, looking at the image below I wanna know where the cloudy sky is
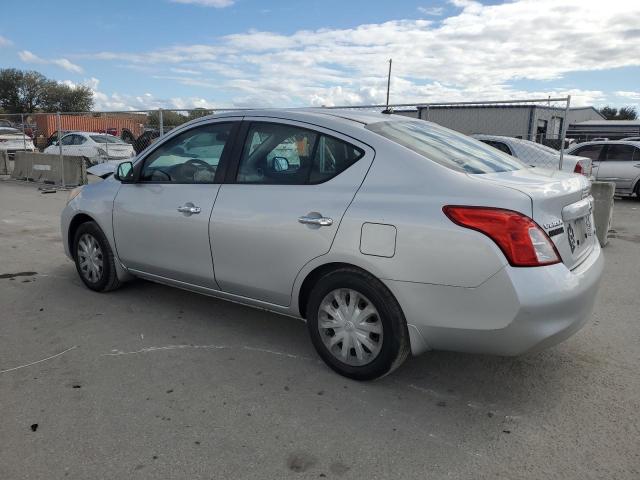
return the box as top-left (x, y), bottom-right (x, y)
top-left (1, 0), bottom-right (639, 111)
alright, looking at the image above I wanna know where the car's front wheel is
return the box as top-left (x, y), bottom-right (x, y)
top-left (73, 221), bottom-right (121, 292)
top-left (306, 267), bottom-right (410, 380)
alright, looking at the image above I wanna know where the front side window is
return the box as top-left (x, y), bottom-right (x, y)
top-left (236, 123), bottom-right (363, 184)
top-left (60, 135), bottom-right (75, 146)
top-left (140, 123), bottom-right (233, 183)
top-left (573, 144), bottom-right (604, 161)
top-left (367, 121), bottom-right (523, 174)
top-left (606, 144), bottom-right (635, 161)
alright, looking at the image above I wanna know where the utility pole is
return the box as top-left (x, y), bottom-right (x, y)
top-left (385, 58), bottom-right (392, 110)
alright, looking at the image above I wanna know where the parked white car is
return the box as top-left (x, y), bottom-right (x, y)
top-left (44, 132), bottom-right (135, 165)
top-left (0, 127), bottom-right (36, 158)
top-left (473, 134), bottom-right (592, 176)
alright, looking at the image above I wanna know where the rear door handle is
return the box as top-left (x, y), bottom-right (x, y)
top-left (298, 215), bottom-right (333, 226)
top-left (177, 204), bottom-right (201, 214)
top-left (634, 164), bottom-right (640, 168)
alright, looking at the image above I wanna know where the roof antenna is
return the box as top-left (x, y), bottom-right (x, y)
top-left (382, 58), bottom-right (393, 114)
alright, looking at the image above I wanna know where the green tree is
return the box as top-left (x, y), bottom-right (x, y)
top-left (187, 108), bottom-right (214, 120)
top-left (0, 68), bottom-right (93, 113)
top-left (147, 110), bottom-right (189, 129)
top-left (598, 105), bottom-right (638, 120)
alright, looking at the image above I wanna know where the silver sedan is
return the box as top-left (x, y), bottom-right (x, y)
top-left (61, 109), bottom-right (604, 380)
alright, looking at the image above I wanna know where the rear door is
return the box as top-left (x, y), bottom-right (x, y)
top-left (210, 119), bottom-right (373, 306)
top-left (603, 143), bottom-right (638, 191)
top-left (113, 120), bottom-right (239, 288)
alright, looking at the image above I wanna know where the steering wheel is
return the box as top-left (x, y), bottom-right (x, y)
top-left (172, 158), bottom-right (215, 182)
top-left (185, 158), bottom-right (213, 170)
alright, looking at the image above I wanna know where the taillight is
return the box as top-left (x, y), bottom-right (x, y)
top-left (574, 163), bottom-right (584, 175)
top-left (443, 206), bottom-right (561, 267)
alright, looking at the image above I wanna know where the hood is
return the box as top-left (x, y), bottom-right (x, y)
top-left (86, 159), bottom-right (128, 178)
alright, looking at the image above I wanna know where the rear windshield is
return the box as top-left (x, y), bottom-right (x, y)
top-left (90, 135), bottom-right (125, 144)
top-left (366, 120), bottom-right (524, 174)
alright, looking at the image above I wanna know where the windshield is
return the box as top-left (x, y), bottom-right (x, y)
top-left (367, 120), bottom-right (524, 174)
top-left (90, 135), bottom-right (125, 144)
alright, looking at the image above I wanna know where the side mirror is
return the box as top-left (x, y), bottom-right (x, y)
top-left (270, 156), bottom-right (289, 172)
top-left (115, 161), bottom-right (134, 183)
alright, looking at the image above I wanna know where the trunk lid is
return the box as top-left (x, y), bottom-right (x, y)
top-left (472, 168), bottom-right (595, 270)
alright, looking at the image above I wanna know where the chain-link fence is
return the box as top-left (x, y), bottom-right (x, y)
top-left (1, 97), bottom-right (575, 185)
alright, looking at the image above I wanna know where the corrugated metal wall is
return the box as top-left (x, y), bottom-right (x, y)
top-left (34, 114), bottom-right (146, 139)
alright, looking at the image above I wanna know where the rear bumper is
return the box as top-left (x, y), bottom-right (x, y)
top-left (384, 241), bottom-right (604, 356)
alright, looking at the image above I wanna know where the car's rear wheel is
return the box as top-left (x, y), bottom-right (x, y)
top-left (73, 221), bottom-right (121, 292)
top-left (306, 267), bottom-right (410, 380)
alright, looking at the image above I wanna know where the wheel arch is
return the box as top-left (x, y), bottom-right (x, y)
top-left (297, 262), bottom-right (385, 319)
top-left (67, 213), bottom-right (97, 257)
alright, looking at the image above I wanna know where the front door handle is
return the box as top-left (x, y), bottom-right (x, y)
top-left (177, 204), bottom-right (201, 214)
top-left (634, 164), bottom-right (640, 168)
top-left (298, 215), bottom-right (333, 227)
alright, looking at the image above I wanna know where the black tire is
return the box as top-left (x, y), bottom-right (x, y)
top-left (306, 267), bottom-right (410, 380)
top-left (73, 221), bottom-right (121, 292)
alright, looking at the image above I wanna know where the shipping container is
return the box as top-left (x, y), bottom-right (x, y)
top-left (33, 114), bottom-right (147, 148)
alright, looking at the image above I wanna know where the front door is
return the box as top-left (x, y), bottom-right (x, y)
top-left (113, 121), bottom-right (238, 288)
top-left (210, 119), bottom-right (373, 306)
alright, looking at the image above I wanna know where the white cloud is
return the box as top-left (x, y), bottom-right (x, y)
top-left (18, 50), bottom-right (84, 73)
top-left (72, 0), bottom-right (640, 108)
top-left (170, 0), bottom-right (234, 7)
top-left (418, 6), bottom-right (444, 16)
top-left (616, 91), bottom-right (640, 101)
top-left (0, 35), bottom-right (12, 47)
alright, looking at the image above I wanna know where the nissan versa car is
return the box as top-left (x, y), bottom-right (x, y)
top-left (61, 109), bottom-right (604, 380)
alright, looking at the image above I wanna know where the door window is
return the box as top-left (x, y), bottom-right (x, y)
top-left (140, 123), bottom-right (233, 183)
top-left (236, 123), bottom-right (363, 184)
top-left (73, 135), bottom-right (87, 145)
top-left (60, 135), bottom-right (75, 146)
top-left (310, 135), bottom-right (364, 183)
top-left (572, 144), bottom-right (604, 161)
top-left (606, 144), bottom-right (635, 161)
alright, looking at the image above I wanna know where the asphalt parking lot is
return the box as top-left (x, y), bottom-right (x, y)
top-left (1, 179), bottom-right (639, 480)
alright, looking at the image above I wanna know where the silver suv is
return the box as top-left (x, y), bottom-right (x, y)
top-left (567, 141), bottom-right (640, 196)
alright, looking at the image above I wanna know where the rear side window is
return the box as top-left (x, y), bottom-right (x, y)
top-left (236, 122), bottom-right (363, 184)
top-left (366, 121), bottom-right (523, 174)
top-left (606, 144), bottom-right (635, 161)
top-left (310, 135), bottom-right (364, 183)
top-left (572, 144), bottom-right (603, 161)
